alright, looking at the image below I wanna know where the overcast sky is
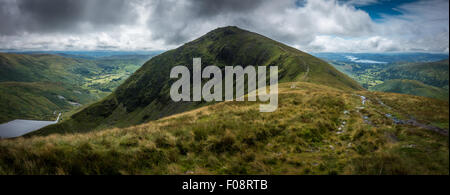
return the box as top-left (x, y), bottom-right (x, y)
top-left (0, 0), bottom-right (448, 53)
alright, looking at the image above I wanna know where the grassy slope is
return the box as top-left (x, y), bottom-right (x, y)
top-left (371, 79), bottom-right (449, 100)
top-left (378, 59), bottom-right (449, 89)
top-left (0, 82), bottom-right (93, 122)
top-left (0, 53), bottom-right (97, 84)
top-left (1, 82), bottom-right (447, 175)
top-left (0, 53), bottom-right (98, 123)
top-left (38, 26), bottom-right (362, 135)
top-left (0, 53), bottom-right (147, 123)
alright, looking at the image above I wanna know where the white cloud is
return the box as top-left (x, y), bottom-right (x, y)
top-left (306, 35), bottom-right (398, 53)
top-left (371, 0), bottom-right (449, 53)
top-left (345, 55), bottom-right (387, 64)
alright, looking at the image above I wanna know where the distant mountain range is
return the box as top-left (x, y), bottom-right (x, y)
top-left (317, 53), bottom-right (449, 100)
top-left (373, 59), bottom-right (449, 100)
top-left (313, 52), bottom-right (449, 64)
top-left (1, 50), bottom-right (164, 59)
top-left (378, 59), bottom-right (449, 90)
top-left (372, 79), bottom-right (448, 100)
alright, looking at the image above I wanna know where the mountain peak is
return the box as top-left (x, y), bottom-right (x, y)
top-left (36, 27), bottom-right (362, 135)
top-left (188, 26), bottom-right (257, 46)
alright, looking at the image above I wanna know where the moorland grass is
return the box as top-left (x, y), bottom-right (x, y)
top-left (0, 82), bottom-right (447, 175)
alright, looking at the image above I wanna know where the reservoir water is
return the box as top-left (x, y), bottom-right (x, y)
top-left (0, 113), bottom-right (61, 139)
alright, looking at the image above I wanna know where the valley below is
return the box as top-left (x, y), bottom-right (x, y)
top-left (314, 53), bottom-right (449, 100)
top-left (0, 51), bottom-right (160, 138)
top-left (0, 52), bottom-right (159, 123)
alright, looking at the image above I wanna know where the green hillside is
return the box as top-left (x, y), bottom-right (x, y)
top-left (2, 82), bottom-right (448, 174)
top-left (371, 79), bottom-right (449, 100)
top-left (0, 53), bottom-right (148, 123)
top-left (378, 59), bottom-right (449, 89)
top-left (35, 26), bottom-right (362, 135)
top-left (0, 53), bottom-right (97, 84)
top-left (0, 82), bottom-right (88, 122)
top-left (328, 58), bottom-right (449, 100)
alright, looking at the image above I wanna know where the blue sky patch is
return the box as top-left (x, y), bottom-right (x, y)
top-left (352, 0), bottom-right (419, 20)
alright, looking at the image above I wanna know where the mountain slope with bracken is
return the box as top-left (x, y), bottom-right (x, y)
top-left (34, 26), bottom-right (362, 135)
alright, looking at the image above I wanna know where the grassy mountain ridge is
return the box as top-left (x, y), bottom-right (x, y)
top-left (371, 79), bottom-right (449, 100)
top-left (3, 82), bottom-right (448, 174)
top-left (37, 26), bottom-right (362, 135)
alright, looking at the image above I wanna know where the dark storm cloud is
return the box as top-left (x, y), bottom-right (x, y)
top-left (17, 0), bottom-right (85, 32)
top-left (0, 0), bottom-right (21, 35)
top-left (147, 0), bottom-right (269, 45)
top-left (192, 0), bottom-right (266, 17)
top-left (0, 0), bottom-right (137, 35)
